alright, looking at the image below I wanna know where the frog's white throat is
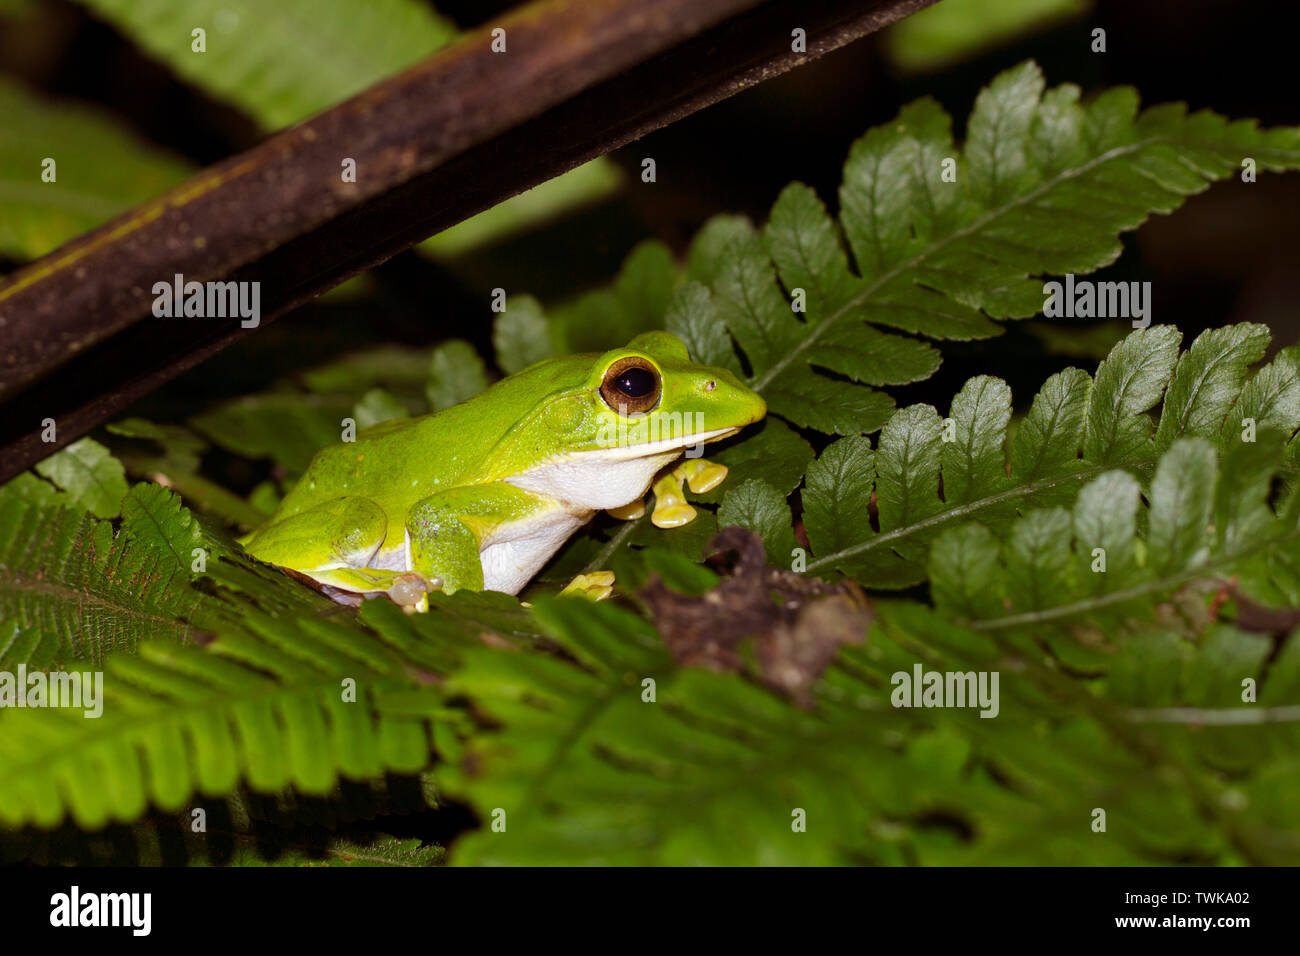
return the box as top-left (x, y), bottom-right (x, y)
top-left (503, 426), bottom-right (738, 511)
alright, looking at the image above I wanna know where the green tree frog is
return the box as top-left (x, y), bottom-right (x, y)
top-left (241, 331), bottom-right (765, 611)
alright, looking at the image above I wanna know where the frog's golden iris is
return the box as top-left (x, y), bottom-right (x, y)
top-left (600, 355), bottom-right (661, 413)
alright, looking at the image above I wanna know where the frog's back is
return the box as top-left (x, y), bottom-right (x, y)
top-left (268, 353), bottom-right (588, 522)
top-left (271, 405), bottom-right (485, 522)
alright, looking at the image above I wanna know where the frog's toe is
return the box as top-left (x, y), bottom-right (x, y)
top-left (651, 500), bottom-right (697, 528)
top-left (681, 459), bottom-right (728, 494)
top-left (650, 469), bottom-right (698, 528)
top-left (606, 500), bottom-right (646, 520)
top-left (391, 572), bottom-right (432, 612)
top-left (561, 571), bottom-right (615, 602)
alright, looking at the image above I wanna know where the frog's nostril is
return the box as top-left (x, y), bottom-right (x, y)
top-left (704, 380), bottom-right (716, 391)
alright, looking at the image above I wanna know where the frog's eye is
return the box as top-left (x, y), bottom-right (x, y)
top-left (600, 356), bottom-right (661, 413)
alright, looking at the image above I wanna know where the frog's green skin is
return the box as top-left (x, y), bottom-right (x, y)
top-left (241, 331), bottom-right (765, 609)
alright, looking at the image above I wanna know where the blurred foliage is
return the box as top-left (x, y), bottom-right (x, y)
top-left (885, 0), bottom-right (1092, 72)
top-left (419, 162), bottom-right (625, 260)
top-left (0, 0), bottom-right (618, 261)
top-left (76, 0), bottom-right (458, 130)
top-left (0, 77), bottom-right (192, 258)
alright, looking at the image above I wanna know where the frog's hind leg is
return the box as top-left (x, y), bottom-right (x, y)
top-left (242, 496), bottom-right (390, 573)
top-left (244, 497), bottom-right (438, 610)
top-left (298, 566), bottom-right (431, 609)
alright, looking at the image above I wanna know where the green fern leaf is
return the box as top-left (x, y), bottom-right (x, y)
top-left (0, 577), bottom-right (547, 830)
top-left (502, 61), bottom-right (1300, 440)
top-left (0, 616), bottom-right (427, 829)
top-left (426, 341), bottom-right (489, 411)
top-left (32, 437), bottom-right (129, 519)
top-left (438, 592), bottom-right (1300, 865)
top-left (730, 60), bottom-right (1300, 434)
top-left (802, 436), bottom-right (874, 559)
top-left (802, 323), bottom-right (1296, 588)
top-left (928, 434), bottom-right (1300, 634)
top-left (1083, 325), bottom-right (1182, 464)
top-left (1155, 324), bottom-right (1271, 451)
top-left (717, 479), bottom-right (795, 562)
top-left (0, 492), bottom-right (219, 667)
top-left (120, 482), bottom-right (205, 577)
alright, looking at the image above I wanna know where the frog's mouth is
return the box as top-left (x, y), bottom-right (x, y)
top-left (508, 424), bottom-right (747, 512)
top-left (581, 425), bottom-right (741, 462)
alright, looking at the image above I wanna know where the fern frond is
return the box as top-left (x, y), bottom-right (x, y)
top-left (729, 61), bottom-right (1300, 433)
top-left (0, 487), bottom-right (221, 667)
top-left (438, 593), bottom-right (1300, 865)
top-left (31, 437), bottom-right (129, 519)
top-left (498, 61), bottom-right (1300, 437)
top-left (0, 476), bottom-right (547, 831)
top-left (0, 612), bottom-right (434, 830)
top-left (0, 592), bottom-right (513, 831)
top-left (795, 324), bottom-right (1300, 588)
top-left (929, 434), bottom-right (1300, 633)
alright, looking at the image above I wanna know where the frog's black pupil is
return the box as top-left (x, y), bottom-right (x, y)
top-left (617, 367), bottom-right (656, 397)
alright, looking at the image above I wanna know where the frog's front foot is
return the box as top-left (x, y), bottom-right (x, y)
top-left (649, 458), bottom-right (728, 528)
top-left (391, 572), bottom-right (441, 614)
top-left (604, 459), bottom-right (730, 528)
top-left (561, 571), bottom-right (615, 602)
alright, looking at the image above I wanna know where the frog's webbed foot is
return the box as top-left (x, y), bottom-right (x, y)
top-left (605, 459), bottom-right (729, 527)
top-left (679, 458), bottom-right (729, 494)
top-left (648, 458), bottom-right (728, 528)
top-left (560, 571), bottom-right (615, 602)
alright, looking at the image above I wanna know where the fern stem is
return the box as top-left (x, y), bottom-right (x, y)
top-left (582, 516), bottom-right (642, 574)
top-left (749, 138), bottom-right (1160, 394)
top-left (805, 463), bottom-right (1120, 572)
top-left (969, 526), bottom-right (1300, 631)
top-left (1128, 705), bottom-right (1300, 724)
